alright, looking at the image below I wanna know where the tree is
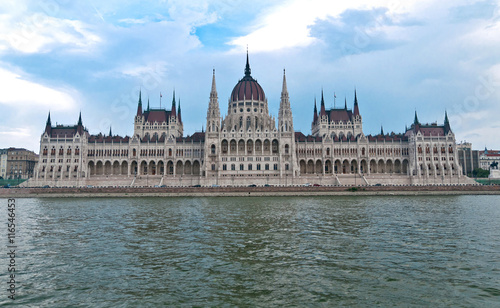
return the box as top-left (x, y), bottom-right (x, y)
top-left (472, 168), bottom-right (490, 178)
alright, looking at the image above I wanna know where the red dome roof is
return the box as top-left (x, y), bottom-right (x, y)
top-left (230, 53), bottom-right (265, 102)
top-left (231, 77), bottom-right (265, 102)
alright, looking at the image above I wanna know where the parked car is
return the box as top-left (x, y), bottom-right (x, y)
top-left (303, 183), bottom-right (311, 187)
top-left (248, 184), bottom-right (257, 187)
top-left (313, 183), bottom-right (321, 187)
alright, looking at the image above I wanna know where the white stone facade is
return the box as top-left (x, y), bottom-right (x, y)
top-left (28, 56), bottom-right (476, 187)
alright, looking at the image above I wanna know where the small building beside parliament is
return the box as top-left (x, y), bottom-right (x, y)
top-left (28, 55), bottom-right (476, 187)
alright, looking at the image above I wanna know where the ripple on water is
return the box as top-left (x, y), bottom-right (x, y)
top-left (2, 195), bottom-right (499, 307)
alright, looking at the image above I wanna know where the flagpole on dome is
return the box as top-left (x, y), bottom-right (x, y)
top-left (160, 92), bottom-right (162, 108)
top-left (334, 92), bottom-right (336, 109)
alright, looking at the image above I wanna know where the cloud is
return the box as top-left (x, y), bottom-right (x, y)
top-left (0, 14), bottom-right (101, 54)
top-left (0, 0), bottom-right (101, 54)
top-left (226, 0), bottom-right (428, 53)
top-left (0, 66), bottom-right (78, 111)
top-left (0, 126), bottom-right (40, 151)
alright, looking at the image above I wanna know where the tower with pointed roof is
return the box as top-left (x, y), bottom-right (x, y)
top-left (204, 69), bottom-right (222, 178)
top-left (133, 89), bottom-right (183, 139)
top-left (312, 89), bottom-right (363, 139)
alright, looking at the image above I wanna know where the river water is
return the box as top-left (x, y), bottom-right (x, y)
top-left (1, 195), bottom-right (499, 307)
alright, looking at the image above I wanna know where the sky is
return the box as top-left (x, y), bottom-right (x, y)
top-left (1, 0), bottom-right (499, 152)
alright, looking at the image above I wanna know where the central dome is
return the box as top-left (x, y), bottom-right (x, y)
top-left (230, 54), bottom-right (265, 102)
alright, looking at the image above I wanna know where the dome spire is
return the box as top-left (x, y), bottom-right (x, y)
top-left (244, 47), bottom-right (251, 77)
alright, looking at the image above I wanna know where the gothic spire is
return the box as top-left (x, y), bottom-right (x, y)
top-left (77, 111), bottom-right (82, 126)
top-left (46, 112), bottom-right (51, 127)
top-left (147, 97), bottom-right (150, 111)
top-left (381, 125), bottom-right (384, 135)
top-left (136, 90), bottom-right (143, 116)
top-left (178, 99), bottom-right (182, 123)
top-left (244, 48), bottom-right (251, 77)
top-left (171, 90), bottom-right (176, 117)
top-left (414, 110), bottom-right (420, 125)
top-left (313, 97), bottom-right (318, 123)
top-left (353, 89), bottom-right (360, 116)
top-left (281, 68), bottom-right (288, 97)
top-left (344, 97), bottom-right (347, 110)
top-left (109, 126), bottom-right (112, 137)
top-left (210, 68), bottom-right (217, 98)
top-left (320, 89), bottom-right (326, 116)
top-left (444, 110), bottom-right (451, 134)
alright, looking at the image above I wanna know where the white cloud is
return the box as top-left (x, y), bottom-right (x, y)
top-left (0, 11), bottom-right (101, 54)
top-left (226, 0), bottom-right (473, 53)
top-left (0, 126), bottom-right (40, 152)
top-left (0, 67), bottom-right (78, 111)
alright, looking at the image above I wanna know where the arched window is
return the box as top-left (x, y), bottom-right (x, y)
top-left (246, 116), bottom-right (251, 130)
top-left (239, 117), bottom-right (243, 129)
top-left (211, 144), bottom-right (216, 154)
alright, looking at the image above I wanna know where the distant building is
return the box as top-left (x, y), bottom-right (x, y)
top-left (457, 142), bottom-right (480, 176)
top-left (479, 148), bottom-right (500, 170)
top-left (28, 54), bottom-right (476, 187)
top-left (0, 148), bottom-right (8, 179)
top-left (6, 148), bottom-right (38, 180)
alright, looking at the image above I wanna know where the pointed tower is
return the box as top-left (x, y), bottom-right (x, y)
top-left (136, 90), bottom-right (143, 116)
top-left (414, 110), bottom-right (420, 125)
top-left (134, 90), bottom-right (145, 138)
top-left (44, 112), bottom-right (52, 134)
top-left (109, 126), bottom-right (112, 137)
top-left (277, 68), bottom-right (297, 178)
top-left (380, 125), bottom-right (384, 136)
top-left (319, 89), bottom-right (326, 117)
top-left (344, 97), bottom-right (347, 110)
top-left (444, 110), bottom-right (451, 134)
top-left (147, 98), bottom-right (150, 112)
top-left (171, 90), bottom-right (176, 118)
top-left (177, 99), bottom-right (182, 124)
top-left (313, 97), bottom-right (318, 124)
top-left (353, 89), bottom-right (360, 116)
top-left (278, 69), bottom-right (294, 133)
top-left (206, 68), bottom-right (220, 134)
top-left (204, 68), bottom-right (221, 179)
top-left (76, 111), bottom-right (84, 135)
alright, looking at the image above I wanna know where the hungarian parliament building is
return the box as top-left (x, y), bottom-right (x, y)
top-left (29, 54), bottom-right (476, 187)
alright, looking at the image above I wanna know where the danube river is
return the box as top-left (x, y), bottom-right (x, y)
top-left (2, 196), bottom-right (499, 306)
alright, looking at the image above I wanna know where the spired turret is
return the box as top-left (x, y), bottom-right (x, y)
top-left (133, 90), bottom-right (183, 139)
top-left (206, 69), bottom-right (220, 134)
top-left (312, 88), bottom-right (363, 138)
top-left (278, 69), bottom-right (293, 133)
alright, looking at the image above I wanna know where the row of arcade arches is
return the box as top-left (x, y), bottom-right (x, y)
top-left (299, 158), bottom-right (410, 175)
top-left (87, 160), bottom-right (201, 176)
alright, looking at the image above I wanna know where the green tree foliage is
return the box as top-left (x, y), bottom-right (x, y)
top-left (472, 168), bottom-right (490, 178)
